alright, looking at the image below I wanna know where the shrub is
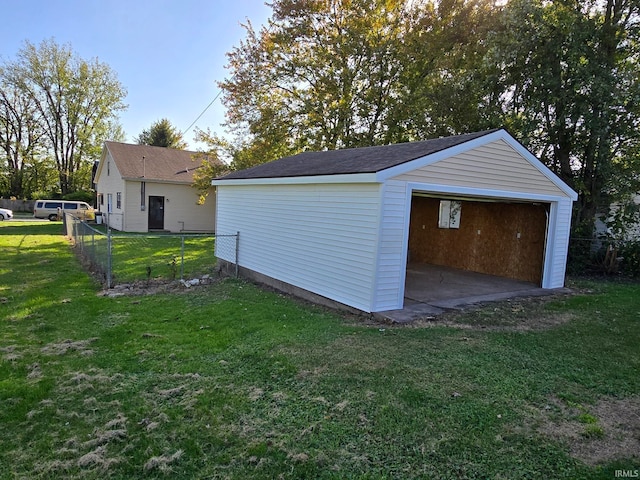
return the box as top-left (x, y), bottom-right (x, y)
top-left (618, 240), bottom-right (640, 278)
top-left (63, 190), bottom-right (95, 205)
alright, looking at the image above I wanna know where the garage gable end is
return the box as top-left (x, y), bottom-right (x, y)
top-left (383, 131), bottom-right (577, 200)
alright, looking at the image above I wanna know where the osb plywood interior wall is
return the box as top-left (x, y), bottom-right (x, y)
top-left (408, 196), bottom-right (548, 284)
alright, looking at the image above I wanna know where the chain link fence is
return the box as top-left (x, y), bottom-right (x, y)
top-left (64, 213), bottom-right (238, 288)
top-left (567, 236), bottom-right (640, 277)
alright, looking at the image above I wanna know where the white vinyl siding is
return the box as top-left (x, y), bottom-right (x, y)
top-left (392, 140), bottom-right (566, 197)
top-left (543, 198), bottom-right (573, 288)
top-left (124, 181), bottom-right (146, 232)
top-left (214, 131), bottom-right (577, 313)
top-left (216, 183), bottom-right (382, 312)
top-left (95, 151), bottom-right (126, 230)
top-left (123, 181), bottom-right (215, 233)
top-left (372, 180), bottom-right (409, 311)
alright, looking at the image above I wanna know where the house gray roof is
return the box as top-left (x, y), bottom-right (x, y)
top-left (218, 129), bottom-right (501, 180)
top-left (104, 142), bottom-right (218, 183)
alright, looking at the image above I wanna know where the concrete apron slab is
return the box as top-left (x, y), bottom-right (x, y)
top-left (377, 264), bottom-right (563, 324)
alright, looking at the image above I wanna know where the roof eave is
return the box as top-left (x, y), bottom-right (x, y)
top-left (122, 176), bottom-right (195, 185)
top-left (212, 172), bottom-right (379, 186)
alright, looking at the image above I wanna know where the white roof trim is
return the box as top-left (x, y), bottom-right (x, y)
top-left (212, 172), bottom-right (379, 186)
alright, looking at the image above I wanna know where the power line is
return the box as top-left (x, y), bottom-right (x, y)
top-left (181, 19), bottom-right (274, 138)
top-left (181, 88), bottom-right (224, 137)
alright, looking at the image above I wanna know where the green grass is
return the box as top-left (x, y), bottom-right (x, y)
top-left (110, 233), bottom-right (216, 283)
top-left (70, 223), bottom-right (218, 284)
top-left (1, 222), bottom-right (639, 479)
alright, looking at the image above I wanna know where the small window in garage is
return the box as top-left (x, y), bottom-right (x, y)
top-left (438, 200), bottom-right (461, 229)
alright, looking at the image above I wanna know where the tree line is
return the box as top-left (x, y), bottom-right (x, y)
top-left (2, 1), bottom-right (639, 238)
top-left (196, 0), bottom-right (640, 235)
top-left (0, 39), bottom-right (189, 202)
top-left (0, 39), bottom-right (127, 200)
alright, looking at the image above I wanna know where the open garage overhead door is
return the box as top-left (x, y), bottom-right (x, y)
top-left (408, 196), bottom-right (548, 285)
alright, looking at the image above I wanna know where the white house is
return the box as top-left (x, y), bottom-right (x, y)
top-left (212, 129), bottom-right (578, 313)
top-left (596, 194), bottom-right (640, 241)
top-left (95, 142), bottom-right (217, 233)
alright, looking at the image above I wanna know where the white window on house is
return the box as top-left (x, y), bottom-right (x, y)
top-left (107, 160), bottom-right (110, 176)
top-left (116, 192), bottom-right (122, 209)
top-left (97, 193), bottom-right (103, 206)
top-left (107, 193), bottom-right (113, 214)
top-left (140, 182), bottom-right (146, 211)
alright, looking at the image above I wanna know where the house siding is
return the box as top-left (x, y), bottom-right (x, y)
top-left (124, 181), bottom-right (145, 232)
top-left (392, 139), bottom-right (566, 196)
top-left (216, 183), bottom-right (382, 312)
top-left (543, 198), bottom-right (573, 288)
top-left (372, 180), bottom-right (409, 311)
top-left (95, 151), bottom-right (126, 231)
top-left (123, 181), bottom-right (215, 233)
top-left (159, 183), bottom-right (215, 232)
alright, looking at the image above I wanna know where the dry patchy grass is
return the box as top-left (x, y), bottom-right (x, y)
top-left (526, 395), bottom-right (640, 466)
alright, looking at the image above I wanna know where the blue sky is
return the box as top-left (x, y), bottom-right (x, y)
top-left (0, 0), bottom-right (272, 149)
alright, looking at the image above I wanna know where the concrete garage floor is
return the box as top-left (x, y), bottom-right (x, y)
top-left (378, 263), bottom-right (560, 323)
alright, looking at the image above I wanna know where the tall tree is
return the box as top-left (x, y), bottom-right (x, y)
top-left (486, 0), bottom-right (640, 230)
top-left (220, 0), bottom-right (416, 164)
top-left (135, 118), bottom-right (187, 149)
top-left (191, 128), bottom-right (231, 204)
top-left (0, 76), bottom-right (45, 197)
top-left (217, 0), bottom-right (640, 235)
top-left (395, 0), bottom-right (504, 139)
top-left (3, 39), bottom-right (127, 195)
top-left (220, 0), bottom-right (504, 164)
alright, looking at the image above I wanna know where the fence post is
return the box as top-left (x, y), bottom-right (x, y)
top-left (180, 235), bottom-right (185, 280)
top-left (106, 227), bottom-right (112, 289)
top-left (235, 231), bottom-right (239, 277)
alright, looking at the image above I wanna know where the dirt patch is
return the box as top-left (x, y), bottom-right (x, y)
top-left (248, 386), bottom-right (265, 401)
top-left (2, 352), bottom-right (21, 361)
top-left (98, 274), bottom-right (221, 297)
top-left (413, 311), bottom-right (576, 332)
top-left (407, 293), bottom-right (578, 332)
top-left (534, 395), bottom-right (640, 465)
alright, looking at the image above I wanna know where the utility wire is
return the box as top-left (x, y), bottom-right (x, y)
top-left (181, 88), bottom-right (224, 137)
top-left (181, 18), bottom-right (274, 138)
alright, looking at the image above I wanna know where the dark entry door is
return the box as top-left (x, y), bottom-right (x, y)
top-left (148, 196), bottom-right (165, 230)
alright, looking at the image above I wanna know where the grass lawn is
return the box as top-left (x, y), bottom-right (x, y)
top-left (1, 221), bottom-right (639, 479)
top-left (110, 233), bottom-right (217, 283)
top-left (68, 222), bottom-right (217, 284)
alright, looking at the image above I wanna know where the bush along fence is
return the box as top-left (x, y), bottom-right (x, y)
top-left (63, 213), bottom-right (238, 288)
top-left (567, 236), bottom-right (640, 278)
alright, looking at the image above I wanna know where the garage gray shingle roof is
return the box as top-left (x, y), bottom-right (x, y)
top-left (218, 129), bottom-right (500, 180)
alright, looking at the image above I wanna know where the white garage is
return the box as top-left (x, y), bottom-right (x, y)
top-left (212, 129), bottom-right (577, 313)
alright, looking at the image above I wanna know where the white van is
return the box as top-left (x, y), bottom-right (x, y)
top-left (33, 200), bottom-right (95, 221)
